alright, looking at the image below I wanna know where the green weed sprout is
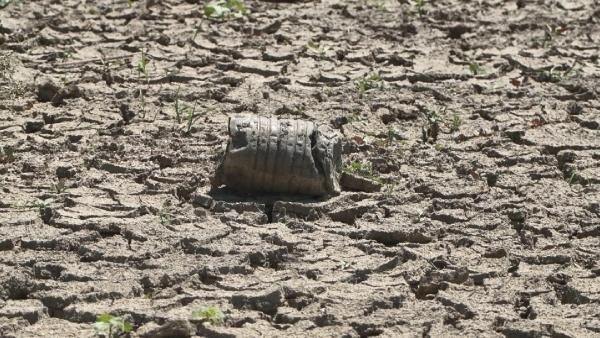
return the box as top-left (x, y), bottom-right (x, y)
top-left (413, 0), bottom-right (426, 16)
top-left (137, 50), bottom-right (149, 81)
top-left (93, 313), bottom-right (132, 338)
top-left (185, 101), bottom-right (199, 134)
top-left (174, 86), bottom-right (182, 124)
top-left (193, 307), bottom-right (225, 326)
top-left (307, 40), bottom-right (327, 57)
top-left (354, 72), bottom-right (383, 97)
top-left (343, 160), bottom-right (384, 184)
top-left (468, 60), bottom-right (484, 75)
top-left (448, 110), bottom-right (462, 133)
top-left (0, 0), bottom-right (14, 9)
top-left (52, 179), bottom-right (68, 194)
top-left (204, 0), bottom-right (247, 19)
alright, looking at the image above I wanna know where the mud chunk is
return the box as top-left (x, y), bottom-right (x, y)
top-left (231, 289), bottom-right (283, 315)
top-left (504, 129), bottom-right (525, 143)
top-left (119, 103), bottom-right (135, 123)
top-left (0, 238), bottom-right (15, 251)
top-left (486, 172), bottom-right (498, 187)
top-left (67, 134), bottom-right (83, 143)
top-left (340, 172), bottom-right (382, 193)
top-left (507, 208), bottom-right (527, 224)
top-left (36, 78), bottom-right (82, 105)
top-left (331, 116), bottom-right (349, 129)
top-left (317, 72), bottom-right (347, 83)
top-left (22, 161), bottom-right (41, 173)
top-left (483, 247), bottom-right (507, 258)
top-left (328, 202), bottom-right (378, 225)
top-left (55, 164), bottom-right (75, 179)
top-left (23, 120), bottom-right (44, 133)
top-left (515, 294), bottom-right (537, 319)
top-left (447, 25), bottom-right (472, 39)
top-left (436, 292), bottom-right (476, 319)
top-left (0, 300), bottom-right (47, 324)
top-left (137, 319), bottom-right (195, 338)
top-left (415, 267), bottom-right (469, 299)
top-left (259, 20), bottom-right (282, 34)
top-left (556, 150), bottom-right (576, 164)
top-left (213, 115), bottom-right (342, 196)
top-left (0, 269), bottom-right (39, 300)
top-left (262, 50), bottom-right (294, 61)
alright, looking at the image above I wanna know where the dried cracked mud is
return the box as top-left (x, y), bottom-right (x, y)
top-left (1, 0), bottom-right (599, 337)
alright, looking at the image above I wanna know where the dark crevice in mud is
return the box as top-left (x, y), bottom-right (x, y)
top-left (265, 201), bottom-right (274, 223)
top-left (352, 322), bottom-right (385, 337)
top-left (310, 129), bottom-right (326, 179)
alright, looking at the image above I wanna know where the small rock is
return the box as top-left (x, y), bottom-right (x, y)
top-left (119, 104), bottom-right (135, 123)
top-left (56, 164), bottom-right (75, 179)
top-left (566, 101), bottom-right (582, 115)
top-left (67, 134), bottom-right (83, 143)
top-left (447, 25), bottom-right (472, 39)
top-left (507, 208), bottom-right (527, 223)
top-left (37, 78), bottom-right (82, 105)
top-left (231, 289), bottom-right (283, 315)
top-left (504, 129), bottom-right (525, 143)
top-left (0, 299), bottom-right (48, 324)
top-left (137, 319), bottom-right (195, 338)
top-left (340, 172), bottom-right (382, 193)
top-left (259, 20), bottom-right (282, 34)
top-left (483, 247), bottom-right (507, 258)
top-left (556, 150), bottom-right (576, 164)
top-left (23, 120), bottom-right (44, 133)
top-left (318, 72), bottom-right (347, 83)
top-left (0, 238), bottom-right (15, 251)
top-left (151, 154), bottom-right (174, 169)
top-left (262, 50), bottom-right (295, 62)
top-left (331, 116), bottom-right (349, 128)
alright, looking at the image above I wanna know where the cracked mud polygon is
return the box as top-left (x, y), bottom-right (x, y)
top-left (1, 0), bottom-right (599, 337)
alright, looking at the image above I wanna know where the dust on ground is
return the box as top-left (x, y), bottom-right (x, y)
top-left (1, 0), bottom-right (599, 337)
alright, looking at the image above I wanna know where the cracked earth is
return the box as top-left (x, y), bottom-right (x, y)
top-left (1, 0), bottom-right (599, 337)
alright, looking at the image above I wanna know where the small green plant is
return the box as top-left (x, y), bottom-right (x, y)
top-left (136, 50), bottom-right (149, 81)
top-left (307, 40), bottom-right (327, 57)
top-left (412, 0), bottom-right (426, 16)
top-left (93, 313), bottom-right (132, 338)
top-left (433, 143), bottom-right (447, 152)
top-left (0, 0), bottom-right (15, 9)
top-left (193, 307), bottom-right (225, 326)
top-left (159, 200), bottom-right (172, 226)
top-left (344, 160), bottom-right (372, 176)
top-left (447, 110), bottom-right (462, 133)
top-left (370, 127), bottom-right (403, 148)
top-left (565, 170), bottom-right (588, 186)
top-left (383, 127), bottom-right (403, 146)
top-left (16, 198), bottom-right (53, 212)
top-left (185, 101), bottom-right (201, 135)
top-left (52, 179), bottom-right (68, 194)
top-left (354, 72), bottom-right (383, 97)
top-left (203, 0), bottom-right (247, 19)
top-left (343, 160), bottom-right (384, 184)
top-left (173, 86), bottom-right (182, 124)
top-left (468, 60), bottom-right (484, 75)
